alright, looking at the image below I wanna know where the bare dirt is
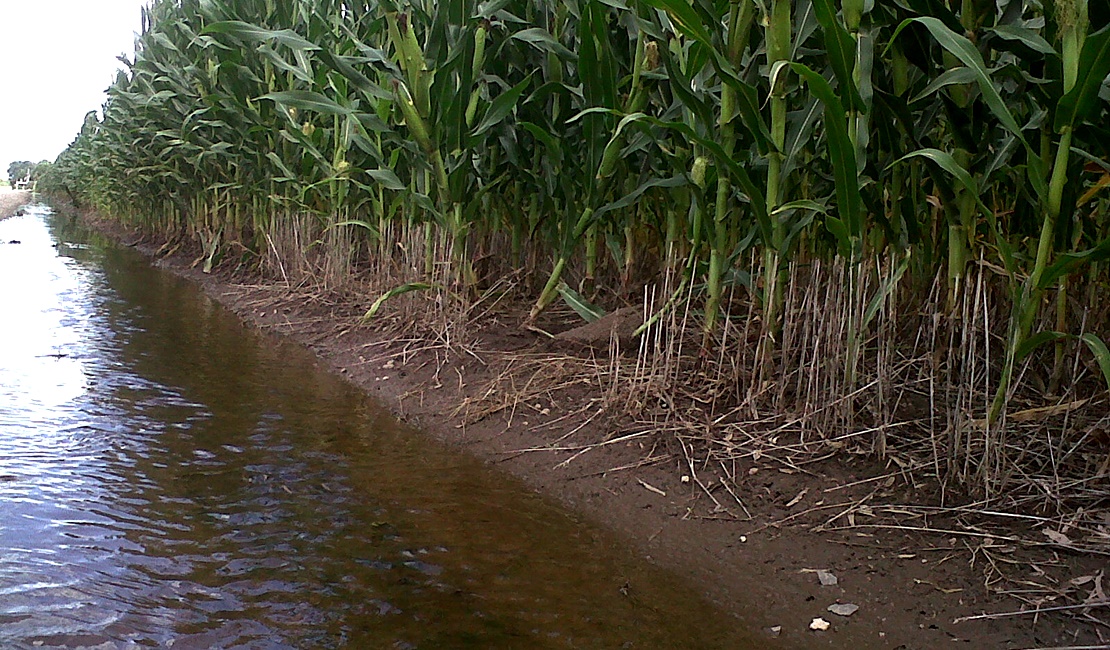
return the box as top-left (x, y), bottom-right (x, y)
top-left (73, 208), bottom-right (1109, 650)
top-left (0, 189), bottom-right (32, 221)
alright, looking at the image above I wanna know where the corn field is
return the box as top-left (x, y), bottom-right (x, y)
top-left (41, 0), bottom-right (1110, 503)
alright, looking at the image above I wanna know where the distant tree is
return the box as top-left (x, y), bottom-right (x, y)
top-left (6, 160), bottom-right (34, 186)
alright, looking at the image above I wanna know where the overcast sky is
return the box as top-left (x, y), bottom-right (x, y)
top-left (1, 1), bottom-right (147, 179)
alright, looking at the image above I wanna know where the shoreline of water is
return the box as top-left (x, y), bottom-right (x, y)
top-left (0, 204), bottom-right (767, 649)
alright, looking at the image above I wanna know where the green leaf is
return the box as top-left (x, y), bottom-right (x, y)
top-left (862, 251), bottom-right (911, 332)
top-left (909, 67), bottom-right (978, 104)
top-left (1079, 333), bottom-right (1110, 391)
top-left (893, 18), bottom-right (1028, 149)
top-left (594, 174), bottom-right (687, 220)
top-left (1011, 332), bottom-right (1110, 391)
top-left (1055, 25), bottom-right (1110, 131)
top-left (583, 110), bottom-right (768, 241)
top-left (894, 148), bottom-right (977, 195)
top-left (810, 0), bottom-right (864, 111)
top-left (556, 282), bottom-right (606, 323)
top-left (1015, 330), bottom-right (1067, 362)
top-left (475, 0), bottom-right (514, 19)
top-left (473, 75), bottom-right (532, 136)
top-left (892, 148), bottom-right (1016, 274)
top-left (265, 152), bottom-right (298, 181)
top-left (317, 51), bottom-right (392, 102)
top-left (366, 168), bottom-right (406, 191)
top-left (988, 24), bottom-right (1056, 55)
top-left (332, 219), bottom-right (381, 238)
top-left (790, 63), bottom-right (861, 244)
top-left (824, 215), bottom-right (850, 255)
top-left (260, 91), bottom-right (351, 115)
top-left (201, 21), bottom-right (320, 52)
top-left (361, 282), bottom-right (438, 320)
top-left (520, 121), bottom-right (563, 160)
top-left (1037, 233), bottom-right (1110, 289)
top-left (511, 28), bottom-right (576, 61)
top-left (638, 0), bottom-right (714, 48)
top-left (772, 199), bottom-right (828, 216)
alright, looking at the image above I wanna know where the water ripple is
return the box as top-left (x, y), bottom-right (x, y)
top-left (0, 208), bottom-right (746, 649)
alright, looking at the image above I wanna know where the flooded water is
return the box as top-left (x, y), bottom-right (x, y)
top-left (0, 207), bottom-right (759, 649)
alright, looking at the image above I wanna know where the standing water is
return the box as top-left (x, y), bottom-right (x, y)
top-left (0, 207), bottom-right (761, 649)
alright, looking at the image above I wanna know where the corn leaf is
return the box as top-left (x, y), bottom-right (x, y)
top-left (637, 0), bottom-right (714, 49)
top-left (988, 24), bottom-right (1055, 56)
top-left (1015, 330), bottom-right (1068, 362)
top-left (1055, 25), bottom-right (1110, 131)
top-left (366, 168), bottom-right (406, 191)
top-left (556, 282), bottom-right (606, 323)
top-left (892, 148), bottom-right (1016, 275)
top-left (1079, 333), bottom-right (1110, 391)
top-left (261, 91), bottom-right (351, 115)
top-left (201, 20), bottom-right (320, 52)
top-left (810, 0), bottom-right (864, 112)
top-left (910, 67), bottom-right (978, 104)
top-left (893, 18), bottom-right (1030, 154)
top-left (1037, 234), bottom-right (1110, 289)
top-left (511, 28), bottom-right (576, 61)
top-left (790, 63), bottom-right (861, 245)
top-left (473, 75), bottom-right (532, 136)
top-left (362, 283), bottom-right (438, 321)
top-left (862, 252), bottom-right (911, 332)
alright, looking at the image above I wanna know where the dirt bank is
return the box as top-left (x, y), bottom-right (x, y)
top-left (72, 207), bottom-right (1108, 650)
top-left (0, 189), bottom-right (33, 221)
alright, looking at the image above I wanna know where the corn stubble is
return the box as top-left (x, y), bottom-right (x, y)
top-left (40, 0), bottom-right (1110, 516)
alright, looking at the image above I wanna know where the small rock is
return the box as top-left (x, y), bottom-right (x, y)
top-left (767, 625), bottom-right (781, 637)
top-left (810, 617), bottom-right (831, 631)
top-left (828, 603), bottom-right (859, 617)
top-left (816, 569), bottom-right (838, 586)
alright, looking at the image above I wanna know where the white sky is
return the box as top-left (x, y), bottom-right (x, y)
top-left (0, 0), bottom-right (147, 179)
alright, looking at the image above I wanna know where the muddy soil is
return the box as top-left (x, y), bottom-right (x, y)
top-left (73, 208), bottom-right (1109, 650)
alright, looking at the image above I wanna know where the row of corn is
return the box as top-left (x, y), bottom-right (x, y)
top-left (40, 0), bottom-right (1110, 488)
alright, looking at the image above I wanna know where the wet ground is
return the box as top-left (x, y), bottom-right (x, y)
top-left (0, 206), bottom-right (763, 648)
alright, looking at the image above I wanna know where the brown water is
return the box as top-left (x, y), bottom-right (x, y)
top-left (0, 207), bottom-right (761, 649)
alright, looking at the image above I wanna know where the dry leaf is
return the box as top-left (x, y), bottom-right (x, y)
top-left (1084, 571), bottom-right (1106, 604)
top-left (1042, 528), bottom-right (1073, 546)
top-left (786, 488), bottom-right (809, 508)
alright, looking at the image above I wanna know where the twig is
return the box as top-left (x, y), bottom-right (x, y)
top-left (1013, 645), bottom-right (1110, 650)
top-left (953, 601), bottom-right (1110, 623)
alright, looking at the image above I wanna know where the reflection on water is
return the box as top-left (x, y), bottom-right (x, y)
top-left (0, 207), bottom-right (758, 649)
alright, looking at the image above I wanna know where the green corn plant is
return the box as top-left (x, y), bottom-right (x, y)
top-left (36, 0), bottom-right (1110, 503)
top-left (892, 7), bottom-right (1110, 430)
